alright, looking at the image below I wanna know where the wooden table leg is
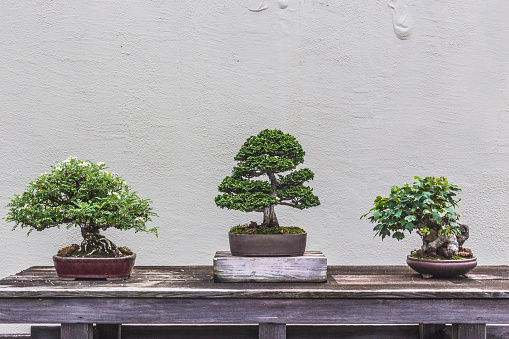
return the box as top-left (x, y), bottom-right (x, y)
top-left (96, 324), bottom-right (121, 339)
top-left (419, 323), bottom-right (445, 339)
top-left (61, 323), bottom-right (93, 339)
top-left (259, 323), bottom-right (286, 339)
top-left (452, 324), bottom-right (486, 339)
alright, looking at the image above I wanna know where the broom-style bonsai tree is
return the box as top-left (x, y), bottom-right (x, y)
top-left (215, 129), bottom-right (320, 233)
top-left (361, 176), bottom-right (473, 259)
top-left (4, 156), bottom-right (158, 257)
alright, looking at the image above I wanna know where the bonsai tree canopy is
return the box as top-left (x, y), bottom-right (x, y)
top-left (215, 129), bottom-right (320, 230)
top-left (361, 176), bottom-right (473, 259)
top-left (5, 157), bottom-right (158, 257)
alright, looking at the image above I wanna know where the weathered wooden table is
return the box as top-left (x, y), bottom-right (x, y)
top-left (0, 265), bottom-right (508, 339)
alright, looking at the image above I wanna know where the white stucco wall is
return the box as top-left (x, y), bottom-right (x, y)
top-left (1, 0), bottom-right (509, 333)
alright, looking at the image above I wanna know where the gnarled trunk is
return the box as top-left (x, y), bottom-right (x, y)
top-left (417, 220), bottom-right (472, 259)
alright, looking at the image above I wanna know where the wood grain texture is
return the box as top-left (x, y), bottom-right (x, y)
top-left (2, 298), bottom-right (509, 324)
top-left (214, 251), bottom-right (327, 282)
top-left (259, 323), bottom-right (286, 339)
top-left (60, 323), bottom-right (92, 339)
top-left (0, 265), bottom-right (508, 330)
top-left (1, 266), bottom-right (508, 299)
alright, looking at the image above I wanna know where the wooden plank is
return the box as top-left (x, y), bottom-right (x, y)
top-left (214, 251), bottom-right (327, 283)
top-left (60, 323), bottom-right (93, 339)
top-left (259, 323), bottom-right (286, 339)
top-left (452, 323), bottom-right (486, 339)
top-left (2, 298), bottom-right (509, 324)
top-left (1, 266), bottom-right (509, 300)
top-left (420, 323), bottom-right (446, 339)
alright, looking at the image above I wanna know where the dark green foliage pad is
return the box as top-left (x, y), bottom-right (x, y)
top-left (215, 129), bottom-right (320, 227)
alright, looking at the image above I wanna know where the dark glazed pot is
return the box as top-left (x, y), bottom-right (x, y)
top-left (406, 255), bottom-right (477, 278)
top-left (53, 254), bottom-right (136, 280)
top-left (229, 232), bottom-right (306, 256)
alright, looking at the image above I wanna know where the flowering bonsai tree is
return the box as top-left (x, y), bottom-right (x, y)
top-left (215, 129), bottom-right (320, 233)
top-left (4, 157), bottom-right (158, 257)
top-left (361, 176), bottom-right (473, 259)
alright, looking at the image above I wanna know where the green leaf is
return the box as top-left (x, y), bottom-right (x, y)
top-left (405, 222), bottom-right (415, 231)
top-left (432, 212), bottom-right (442, 221)
top-left (392, 231), bottom-right (405, 240)
top-left (404, 215), bottom-right (416, 222)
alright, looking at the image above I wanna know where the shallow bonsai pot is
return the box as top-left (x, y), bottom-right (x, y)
top-left (406, 255), bottom-right (477, 278)
top-left (53, 254), bottom-right (136, 280)
top-left (229, 232), bottom-right (306, 257)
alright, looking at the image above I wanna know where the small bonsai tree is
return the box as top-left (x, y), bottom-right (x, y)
top-left (361, 176), bottom-right (473, 259)
top-left (4, 157), bottom-right (158, 257)
top-left (215, 129), bottom-right (320, 233)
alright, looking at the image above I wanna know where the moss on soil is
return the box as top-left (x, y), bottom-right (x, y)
top-left (409, 249), bottom-right (468, 261)
top-left (56, 245), bottom-right (133, 258)
top-left (229, 224), bottom-right (305, 235)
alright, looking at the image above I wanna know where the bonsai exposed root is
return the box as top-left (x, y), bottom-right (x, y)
top-left (68, 234), bottom-right (131, 257)
top-left (457, 247), bottom-right (473, 258)
top-left (419, 221), bottom-right (473, 258)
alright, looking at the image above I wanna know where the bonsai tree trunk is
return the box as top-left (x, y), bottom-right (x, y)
top-left (262, 205), bottom-right (279, 227)
top-left (261, 171), bottom-right (279, 228)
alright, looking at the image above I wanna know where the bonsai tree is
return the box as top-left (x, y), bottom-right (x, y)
top-left (361, 176), bottom-right (473, 259)
top-left (4, 157), bottom-right (158, 257)
top-left (215, 129), bottom-right (320, 233)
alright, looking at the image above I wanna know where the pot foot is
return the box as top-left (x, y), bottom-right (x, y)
top-left (421, 274), bottom-right (433, 279)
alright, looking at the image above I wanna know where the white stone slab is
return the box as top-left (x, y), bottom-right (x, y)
top-left (213, 251), bottom-right (327, 283)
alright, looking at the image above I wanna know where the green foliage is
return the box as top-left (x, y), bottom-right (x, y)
top-left (361, 176), bottom-right (461, 241)
top-left (5, 157), bottom-right (158, 238)
top-left (215, 129), bottom-right (320, 224)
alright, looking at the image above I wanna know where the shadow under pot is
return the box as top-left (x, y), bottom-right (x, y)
top-left (406, 255), bottom-right (477, 278)
top-left (53, 254), bottom-right (136, 280)
top-left (229, 233), bottom-right (307, 257)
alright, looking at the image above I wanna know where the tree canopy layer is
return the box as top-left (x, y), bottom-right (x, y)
top-left (215, 129), bottom-right (320, 227)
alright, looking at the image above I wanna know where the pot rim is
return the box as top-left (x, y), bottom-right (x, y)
top-left (406, 255), bottom-right (476, 264)
top-left (53, 253), bottom-right (136, 261)
top-left (228, 232), bottom-right (307, 236)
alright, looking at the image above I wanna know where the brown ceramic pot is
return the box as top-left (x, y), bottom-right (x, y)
top-left (229, 232), bottom-right (307, 256)
top-left (53, 254), bottom-right (136, 280)
top-left (406, 255), bottom-right (477, 278)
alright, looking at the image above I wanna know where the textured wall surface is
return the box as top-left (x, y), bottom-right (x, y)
top-left (1, 0), bottom-right (509, 333)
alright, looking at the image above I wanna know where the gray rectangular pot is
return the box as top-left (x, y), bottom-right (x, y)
top-left (228, 232), bottom-right (307, 256)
